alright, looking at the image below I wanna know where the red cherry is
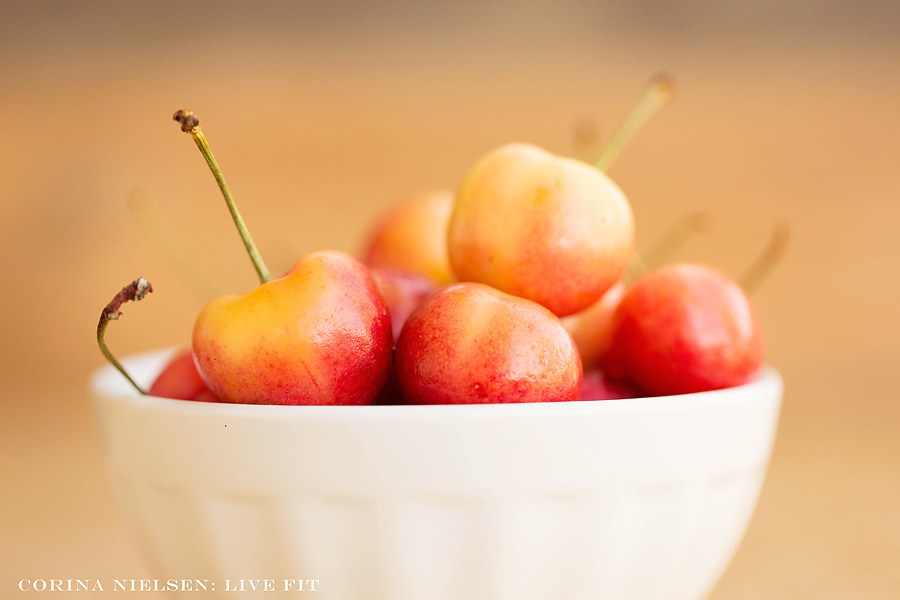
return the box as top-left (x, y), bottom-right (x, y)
top-left (149, 349), bottom-right (219, 403)
top-left (604, 264), bottom-right (764, 395)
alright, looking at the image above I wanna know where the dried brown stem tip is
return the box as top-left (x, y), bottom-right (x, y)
top-left (96, 277), bottom-right (154, 395)
top-left (101, 277), bottom-right (153, 323)
top-left (173, 109), bottom-right (200, 133)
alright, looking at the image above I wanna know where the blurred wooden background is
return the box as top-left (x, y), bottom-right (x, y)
top-left (1, 1), bottom-right (898, 597)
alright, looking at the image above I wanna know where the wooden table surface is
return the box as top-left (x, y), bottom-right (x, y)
top-left (1, 3), bottom-right (898, 597)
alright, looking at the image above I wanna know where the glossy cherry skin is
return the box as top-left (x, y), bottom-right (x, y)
top-left (448, 143), bottom-right (634, 317)
top-left (395, 282), bottom-right (582, 404)
top-left (363, 189), bottom-right (455, 285)
top-left (193, 251), bottom-right (393, 405)
top-left (604, 264), bottom-right (764, 395)
top-left (149, 349), bottom-right (219, 403)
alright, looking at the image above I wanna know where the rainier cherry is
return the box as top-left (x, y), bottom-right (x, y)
top-left (363, 189), bottom-right (455, 285)
top-left (174, 110), bottom-right (393, 405)
top-left (604, 264), bottom-right (764, 396)
top-left (394, 282), bottom-right (582, 404)
top-left (192, 251), bottom-right (392, 405)
top-left (447, 75), bottom-right (675, 318)
top-left (447, 143), bottom-right (634, 317)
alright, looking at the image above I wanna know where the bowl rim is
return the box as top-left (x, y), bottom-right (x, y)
top-left (90, 348), bottom-right (783, 420)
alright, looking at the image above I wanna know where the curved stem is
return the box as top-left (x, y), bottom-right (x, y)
top-left (97, 278), bottom-right (154, 394)
top-left (595, 73), bottom-right (676, 172)
top-left (173, 110), bottom-right (272, 284)
top-left (740, 223), bottom-right (790, 294)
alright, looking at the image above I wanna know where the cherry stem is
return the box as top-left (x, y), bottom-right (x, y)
top-left (128, 189), bottom-right (223, 303)
top-left (97, 278), bottom-right (154, 395)
top-left (643, 211), bottom-right (711, 268)
top-left (594, 73), bottom-right (676, 172)
top-left (173, 110), bottom-right (272, 284)
top-left (740, 222), bottom-right (790, 294)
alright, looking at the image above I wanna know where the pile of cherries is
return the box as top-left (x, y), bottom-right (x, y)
top-left (102, 77), bottom-right (773, 406)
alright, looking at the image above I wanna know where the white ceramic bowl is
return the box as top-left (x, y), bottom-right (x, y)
top-left (90, 349), bottom-right (782, 600)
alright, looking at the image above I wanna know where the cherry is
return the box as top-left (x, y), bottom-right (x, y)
top-left (394, 282), bottom-right (582, 404)
top-left (604, 264), bottom-right (764, 396)
top-left (149, 349), bottom-right (219, 403)
top-left (447, 143), bottom-right (634, 317)
top-left (192, 251), bottom-right (393, 405)
top-left (363, 189), bottom-right (455, 285)
top-left (446, 75), bottom-right (675, 318)
top-left (174, 110), bottom-right (393, 405)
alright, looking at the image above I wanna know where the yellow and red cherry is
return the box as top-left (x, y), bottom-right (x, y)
top-left (394, 282), bottom-right (582, 404)
top-left (193, 251), bottom-right (393, 405)
top-left (604, 264), bottom-right (764, 396)
top-left (363, 189), bottom-right (455, 285)
top-left (446, 75), bottom-right (675, 318)
top-left (447, 143), bottom-right (634, 317)
top-left (173, 110), bottom-right (393, 405)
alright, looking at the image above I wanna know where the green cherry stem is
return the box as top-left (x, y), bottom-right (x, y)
top-left (173, 109), bottom-right (272, 284)
top-left (740, 222), bottom-right (790, 294)
top-left (594, 73), bottom-right (676, 173)
top-left (97, 278), bottom-right (154, 395)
